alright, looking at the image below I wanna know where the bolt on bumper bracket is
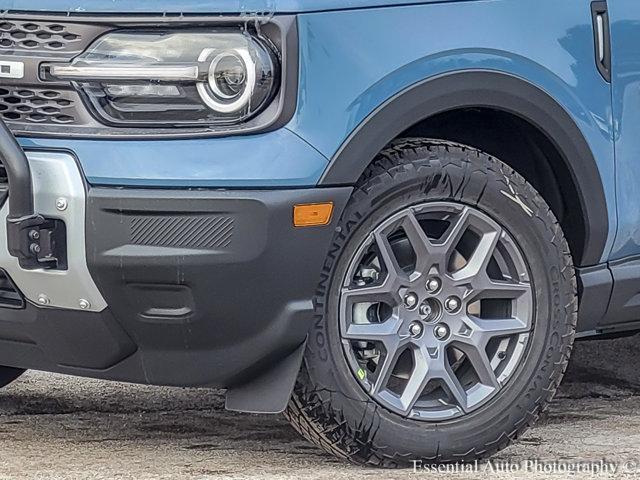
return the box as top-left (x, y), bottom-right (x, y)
top-left (0, 119), bottom-right (67, 270)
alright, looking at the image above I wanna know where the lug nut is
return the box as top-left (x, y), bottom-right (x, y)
top-left (55, 197), bottom-right (68, 211)
top-left (444, 296), bottom-right (461, 312)
top-left (409, 321), bottom-right (423, 337)
top-left (403, 292), bottom-right (418, 309)
top-left (426, 277), bottom-right (441, 293)
top-left (37, 294), bottom-right (50, 306)
top-left (434, 324), bottom-right (450, 340)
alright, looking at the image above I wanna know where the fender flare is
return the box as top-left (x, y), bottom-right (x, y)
top-left (319, 70), bottom-right (609, 266)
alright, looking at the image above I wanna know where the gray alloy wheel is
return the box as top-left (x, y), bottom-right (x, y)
top-left (285, 139), bottom-right (577, 467)
top-left (340, 202), bottom-right (533, 421)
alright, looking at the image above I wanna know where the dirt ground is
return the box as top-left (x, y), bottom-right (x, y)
top-left (0, 336), bottom-right (639, 479)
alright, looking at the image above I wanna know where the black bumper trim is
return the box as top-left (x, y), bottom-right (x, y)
top-left (0, 186), bottom-right (352, 388)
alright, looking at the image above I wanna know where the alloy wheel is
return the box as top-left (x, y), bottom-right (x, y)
top-left (339, 202), bottom-right (533, 421)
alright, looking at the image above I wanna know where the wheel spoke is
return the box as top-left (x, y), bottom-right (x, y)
top-left (451, 228), bottom-right (501, 285)
top-left (468, 269), bottom-right (530, 297)
top-left (441, 363), bottom-right (469, 412)
top-left (374, 231), bottom-right (407, 282)
top-left (467, 316), bottom-right (530, 339)
top-left (439, 207), bottom-right (472, 255)
top-left (457, 342), bottom-right (500, 389)
top-left (399, 212), bottom-right (434, 273)
top-left (420, 344), bottom-right (469, 412)
top-left (371, 337), bottom-right (405, 394)
top-left (343, 317), bottom-right (402, 343)
top-left (341, 281), bottom-right (397, 306)
top-left (395, 347), bottom-right (431, 413)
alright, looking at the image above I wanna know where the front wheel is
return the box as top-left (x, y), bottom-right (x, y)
top-left (285, 139), bottom-right (577, 466)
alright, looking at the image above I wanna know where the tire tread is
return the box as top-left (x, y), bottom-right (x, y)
top-left (284, 138), bottom-right (577, 467)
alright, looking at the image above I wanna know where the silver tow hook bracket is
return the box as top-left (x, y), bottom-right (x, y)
top-left (7, 216), bottom-right (67, 270)
top-left (0, 119), bottom-right (68, 271)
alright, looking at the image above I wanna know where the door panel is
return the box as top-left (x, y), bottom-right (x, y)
top-left (609, 0), bottom-right (640, 259)
top-left (595, 0), bottom-right (640, 328)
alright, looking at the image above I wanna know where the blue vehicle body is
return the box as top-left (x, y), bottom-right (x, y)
top-left (0, 0), bottom-right (637, 413)
top-left (15, 1), bottom-right (618, 257)
top-left (2, 0), bottom-right (477, 14)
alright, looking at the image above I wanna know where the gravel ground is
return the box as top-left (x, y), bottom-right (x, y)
top-left (0, 336), bottom-right (638, 479)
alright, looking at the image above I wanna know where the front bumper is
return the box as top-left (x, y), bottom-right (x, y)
top-left (0, 150), bottom-right (352, 388)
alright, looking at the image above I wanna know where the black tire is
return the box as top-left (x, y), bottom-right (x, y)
top-left (284, 138), bottom-right (577, 467)
top-left (0, 366), bottom-right (24, 389)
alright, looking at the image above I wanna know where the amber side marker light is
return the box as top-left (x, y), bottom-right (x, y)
top-left (293, 202), bottom-right (334, 227)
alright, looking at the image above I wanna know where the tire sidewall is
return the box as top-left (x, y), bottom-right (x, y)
top-left (302, 142), bottom-right (575, 461)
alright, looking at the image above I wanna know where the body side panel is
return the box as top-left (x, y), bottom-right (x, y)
top-left (8, 1), bottom-right (617, 263)
top-left (608, 1), bottom-right (640, 260)
top-left (288, 0), bottom-right (616, 262)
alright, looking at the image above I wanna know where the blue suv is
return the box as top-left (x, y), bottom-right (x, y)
top-left (0, 0), bottom-right (634, 467)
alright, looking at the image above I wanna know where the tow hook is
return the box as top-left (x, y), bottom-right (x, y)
top-left (7, 216), bottom-right (67, 270)
top-left (0, 119), bottom-right (67, 270)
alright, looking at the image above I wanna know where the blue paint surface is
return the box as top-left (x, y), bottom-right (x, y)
top-left (607, 1), bottom-right (640, 260)
top-left (287, 1), bottom-right (616, 260)
top-left (8, 0), bottom-right (637, 262)
top-left (19, 129), bottom-right (328, 188)
top-left (0, 0), bottom-right (465, 14)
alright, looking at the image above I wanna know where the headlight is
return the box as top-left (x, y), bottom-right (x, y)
top-left (198, 48), bottom-right (256, 114)
top-left (44, 30), bottom-right (279, 127)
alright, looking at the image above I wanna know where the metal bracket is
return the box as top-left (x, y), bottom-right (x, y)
top-left (0, 118), bottom-right (68, 271)
top-left (0, 151), bottom-right (108, 312)
top-left (6, 214), bottom-right (67, 270)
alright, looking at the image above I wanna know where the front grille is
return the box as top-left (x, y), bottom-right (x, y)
top-left (0, 87), bottom-right (76, 125)
top-left (0, 20), bottom-right (82, 52)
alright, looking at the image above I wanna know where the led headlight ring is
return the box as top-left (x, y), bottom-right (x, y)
top-left (197, 48), bottom-right (257, 114)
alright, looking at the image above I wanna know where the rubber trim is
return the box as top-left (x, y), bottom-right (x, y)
top-left (598, 255), bottom-right (640, 328)
top-left (575, 263), bottom-right (613, 332)
top-left (226, 341), bottom-right (306, 414)
top-left (319, 70), bottom-right (609, 267)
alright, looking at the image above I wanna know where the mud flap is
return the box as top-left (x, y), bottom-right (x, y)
top-left (225, 341), bottom-right (305, 414)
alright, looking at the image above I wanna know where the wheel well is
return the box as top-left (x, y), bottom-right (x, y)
top-left (400, 108), bottom-right (585, 262)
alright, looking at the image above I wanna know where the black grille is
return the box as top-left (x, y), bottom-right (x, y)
top-left (0, 20), bottom-right (82, 52)
top-left (0, 87), bottom-right (75, 125)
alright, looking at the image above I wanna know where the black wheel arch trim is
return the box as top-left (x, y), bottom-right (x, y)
top-left (318, 70), bottom-right (609, 267)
